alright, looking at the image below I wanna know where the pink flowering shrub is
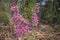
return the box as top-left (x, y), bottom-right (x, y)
top-left (32, 13), bottom-right (39, 26)
top-left (10, 2), bottom-right (39, 37)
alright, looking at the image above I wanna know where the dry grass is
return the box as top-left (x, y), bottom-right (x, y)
top-left (0, 24), bottom-right (60, 40)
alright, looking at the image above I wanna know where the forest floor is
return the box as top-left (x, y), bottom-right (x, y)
top-left (0, 24), bottom-right (60, 40)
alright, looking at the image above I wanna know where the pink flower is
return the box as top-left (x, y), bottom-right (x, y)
top-left (14, 25), bottom-right (30, 36)
top-left (22, 29), bottom-right (28, 35)
top-left (15, 22), bottom-right (21, 27)
top-left (10, 5), bottom-right (17, 12)
top-left (36, 6), bottom-right (40, 13)
top-left (32, 13), bottom-right (39, 26)
top-left (10, 2), bottom-right (19, 12)
top-left (33, 13), bottom-right (39, 22)
top-left (14, 28), bottom-right (22, 36)
top-left (24, 25), bottom-right (29, 30)
top-left (20, 17), bottom-right (26, 23)
top-left (12, 2), bottom-right (17, 6)
top-left (22, 25), bottom-right (29, 35)
top-left (12, 12), bottom-right (21, 22)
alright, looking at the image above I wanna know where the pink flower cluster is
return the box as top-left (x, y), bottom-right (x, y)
top-left (10, 2), bottom-right (16, 11)
top-left (10, 2), bottom-right (39, 37)
top-left (14, 25), bottom-right (30, 36)
top-left (32, 13), bottom-right (39, 27)
top-left (36, 6), bottom-right (40, 13)
top-left (10, 2), bottom-right (30, 37)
